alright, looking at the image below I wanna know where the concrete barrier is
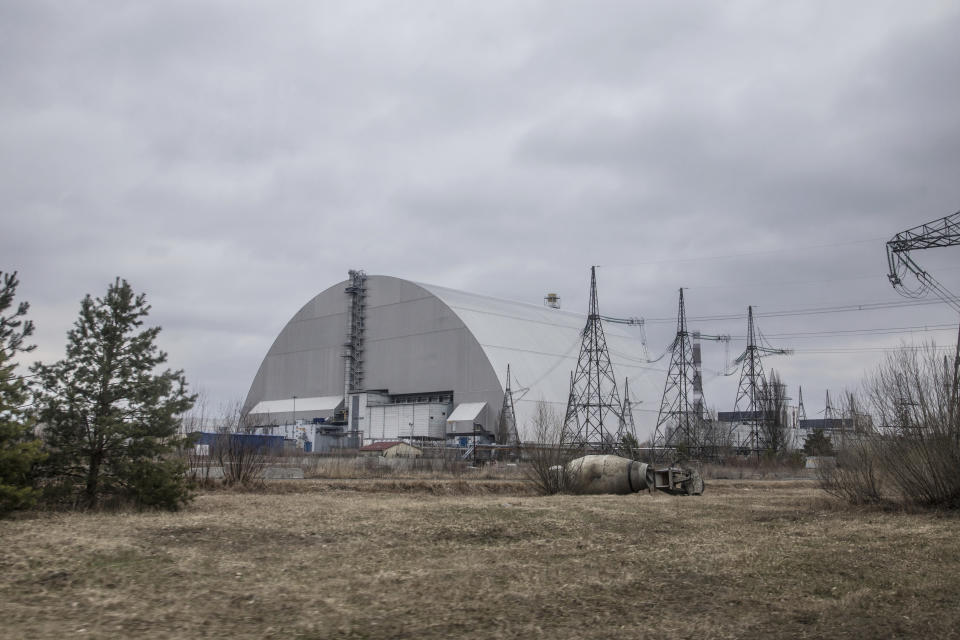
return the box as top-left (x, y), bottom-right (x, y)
top-left (188, 466), bottom-right (225, 479)
top-left (263, 466), bottom-right (305, 479)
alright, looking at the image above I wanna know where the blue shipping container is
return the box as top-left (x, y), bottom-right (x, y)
top-left (189, 432), bottom-right (286, 454)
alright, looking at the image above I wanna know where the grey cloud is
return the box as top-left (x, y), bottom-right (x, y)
top-left (2, 1), bottom-right (958, 422)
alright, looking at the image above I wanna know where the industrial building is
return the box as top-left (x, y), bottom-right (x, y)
top-left (717, 408), bottom-right (802, 451)
top-left (242, 272), bottom-right (654, 449)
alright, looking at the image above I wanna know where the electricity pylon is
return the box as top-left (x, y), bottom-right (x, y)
top-left (497, 364), bottom-right (520, 446)
top-left (652, 289), bottom-right (707, 461)
top-left (733, 306), bottom-right (790, 456)
top-left (564, 266), bottom-right (625, 453)
top-left (886, 210), bottom-right (960, 428)
top-left (824, 390), bottom-right (843, 447)
top-left (621, 377), bottom-right (638, 450)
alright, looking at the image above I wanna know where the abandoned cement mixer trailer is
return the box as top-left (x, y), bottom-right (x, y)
top-left (565, 455), bottom-right (705, 496)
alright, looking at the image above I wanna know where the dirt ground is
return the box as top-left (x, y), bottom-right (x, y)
top-left (2, 478), bottom-right (959, 639)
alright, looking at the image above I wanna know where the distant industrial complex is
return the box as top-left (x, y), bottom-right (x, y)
top-left (239, 271), bottom-right (655, 453)
top-left (232, 269), bottom-right (865, 458)
top-left (182, 210), bottom-right (959, 462)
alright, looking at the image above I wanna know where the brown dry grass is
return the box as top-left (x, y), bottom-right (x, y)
top-left (2, 478), bottom-right (959, 639)
top-left (297, 455), bottom-right (526, 480)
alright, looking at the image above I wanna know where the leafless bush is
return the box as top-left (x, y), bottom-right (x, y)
top-left (214, 433), bottom-right (269, 487)
top-left (761, 370), bottom-right (792, 455)
top-left (819, 342), bottom-right (960, 508)
top-left (875, 430), bottom-right (960, 506)
top-left (701, 410), bottom-right (735, 462)
top-left (521, 401), bottom-right (578, 494)
top-left (179, 389), bottom-right (210, 436)
top-left (184, 440), bottom-right (219, 488)
top-left (179, 392), bottom-right (248, 434)
top-left (703, 454), bottom-right (808, 480)
top-left (180, 396), bottom-right (263, 487)
top-left (655, 408), bottom-right (735, 464)
top-left (818, 435), bottom-right (884, 504)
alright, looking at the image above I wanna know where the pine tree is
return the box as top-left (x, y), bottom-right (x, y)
top-left (33, 278), bottom-right (195, 510)
top-left (0, 271), bottom-right (46, 514)
top-left (803, 429), bottom-right (833, 457)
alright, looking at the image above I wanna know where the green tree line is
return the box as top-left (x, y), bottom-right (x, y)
top-left (1, 271), bottom-right (194, 515)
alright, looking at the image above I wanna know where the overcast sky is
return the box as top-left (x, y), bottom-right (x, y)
top-left (3, 1), bottom-right (959, 436)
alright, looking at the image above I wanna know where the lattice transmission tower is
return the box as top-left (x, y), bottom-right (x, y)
top-left (886, 210), bottom-right (960, 427)
top-left (732, 306), bottom-right (790, 455)
top-left (797, 386), bottom-right (808, 422)
top-left (621, 377), bottom-right (638, 448)
top-left (823, 389), bottom-right (848, 448)
top-left (562, 371), bottom-right (576, 440)
top-left (563, 266), bottom-right (625, 453)
top-left (497, 364), bottom-right (520, 446)
top-left (652, 289), bottom-right (708, 461)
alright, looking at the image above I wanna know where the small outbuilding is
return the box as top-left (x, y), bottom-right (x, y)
top-left (445, 401), bottom-right (488, 436)
top-left (804, 455), bottom-right (836, 469)
top-left (359, 441), bottom-right (422, 458)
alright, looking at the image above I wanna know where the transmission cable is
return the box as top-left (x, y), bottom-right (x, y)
top-left (641, 298), bottom-right (946, 325)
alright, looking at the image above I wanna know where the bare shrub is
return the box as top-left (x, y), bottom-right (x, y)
top-left (818, 436), bottom-right (884, 504)
top-left (703, 454), bottom-right (807, 480)
top-left (760, 370), bottom-right (792, 455)
top-left (521, 400), bottom-right (577, 494)
top-left (702, 409), bottom-right (735, 463)
top-left (183, 436), bottom-right (218, 488)
top-left (819, 342), bottom-right (960, 508)
top-left (214, 433), bottom-right (269, 487)
top-left (179, 397), bottom-right (267, 487)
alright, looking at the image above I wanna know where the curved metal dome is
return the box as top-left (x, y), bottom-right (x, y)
top-left (243, 275), bottom-right (655, 440)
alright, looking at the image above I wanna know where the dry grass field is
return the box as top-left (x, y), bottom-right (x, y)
top-left (2, 478), bottom-right (959, 639)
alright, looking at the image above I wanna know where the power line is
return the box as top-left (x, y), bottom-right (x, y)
top-left (740, 323), bottom-right (958, 340)
top-left (602, 236), bottom-right (888, 267)
top-left (688, 264), bottom-right (960, 291)
top-left (624, 322), bottom-right (958, 371)
top-left (791, 344), bottom-right (956, 355)
top-left (643, 298), bottom-right (946, 325)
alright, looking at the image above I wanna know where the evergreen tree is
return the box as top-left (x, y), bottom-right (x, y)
top-left (618, 432), bottom-right (640, 459)
top-left (0, 271), bottom-right (46, 514)
top-left (33, 278), bottom-right (195, 510)
top-left (803, 429), bottom-right (833, 457)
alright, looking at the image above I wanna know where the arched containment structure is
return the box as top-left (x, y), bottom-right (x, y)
top-left (242, 275), bottom-right (655, 444)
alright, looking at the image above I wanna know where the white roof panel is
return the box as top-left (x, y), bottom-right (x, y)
top-left (249, 395), bottom-right (343, 415)
top-left (446, 402), bottom-right (487, 423)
